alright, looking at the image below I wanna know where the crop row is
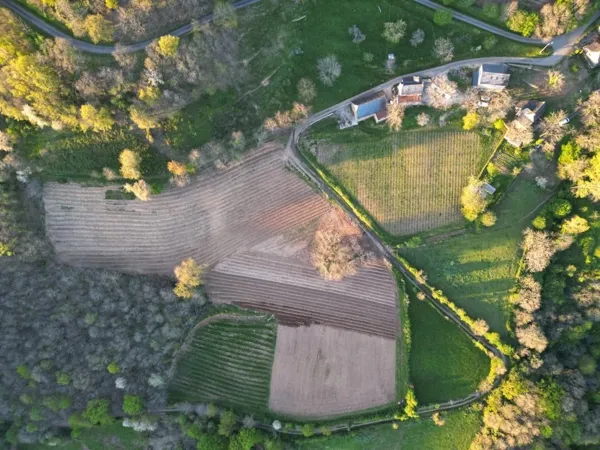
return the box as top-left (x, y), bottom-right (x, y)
top-left (169, 318), bottom-right (277, 411)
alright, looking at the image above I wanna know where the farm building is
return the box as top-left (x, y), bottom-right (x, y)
top-left (514, 100), bottom-right (546, 125)
top-left (392, 76), bottom-right (424, 104)
top-left (482, 183), bottom-right (496, 196)
top-left (583, 41), bottom-right (600, 68)
top-left (473, 64), bottom-right (510, 90)
top-left (350, 91), bottom-right (388, 124)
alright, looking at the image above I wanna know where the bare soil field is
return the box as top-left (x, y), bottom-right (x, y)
top-left (269, 324), bottom-right (396, 418)
top-left (44, 144), bottom-right (331, 274)
top-left (206, 251), bottom-right (398, 339)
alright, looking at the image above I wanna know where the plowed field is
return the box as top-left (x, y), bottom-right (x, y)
top-left (269, 325), bottom-right (396, 418)
top-left (44, 144), bottom-right (330, 274)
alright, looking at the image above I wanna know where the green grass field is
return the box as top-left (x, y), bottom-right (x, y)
top-left (162, 0), bottom-right (543, 152)
top-left (400, 176), bottom-right (548, 337)
top-left (308, 126), bottom-right (492, 236)
top-left (169, 316), bottom-right (277, 412)
top-left (17, 128), bottom-right (169, 183)
top-left (408, 287), bottom-right (490, 405)
top-left (296, 409), bottom-right (481, 450)
top-left (20, 423), bottom-right (147, 450)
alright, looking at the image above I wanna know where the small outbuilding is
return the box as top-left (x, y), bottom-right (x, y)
top-left (482, 183), bottom-right (496, 196)
top-left (473, 64), bottom-right (510, 90)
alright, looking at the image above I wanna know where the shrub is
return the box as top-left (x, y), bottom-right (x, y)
top-left (382, 19), bottom-right (407, 43)
top-left (320, 425), bottom-right (332, 436)
top-left (167, 160), bottom-right (187, 176)
top-left (483, 35), bottom-right (498, 50)
top-left (551, 198), bottom-right (572, 218)
top-left (123, 395), bottom-right (144, 416)
top-left (532, 215), bottom-right (547, 230)
top-left (432, 411), bottom-right (446, 426)
top-left (348, 25), bottom-right (366, 44)
top-left (207, 403), bottom-right (219, 418)
top-left (507, 10), bottom-right (540, 37)
top-left (481, 211), bottom-right (497, 227)
top-left (410, 29), bottom-right (425, 47)
top-left (173, 258), bottom-right (203, 298)
top-left (17, 365), bottom-right (32, 380)
top-left (416, 112), bottom-right (430, 127)
top-left (363, 52), bottom-right (374, 62)
top-left (297, 78), bottom-right (316, 104)
top-left (157, 35), bottom-right (180, 57)
top-left (578, 354), bottom-right (596, 375)
top-left (433, 10), bottom-right (453, 26)
top-left (457, 0), bottom-right (475, 6)
top-left (301, 424), bottom-right (315, 437)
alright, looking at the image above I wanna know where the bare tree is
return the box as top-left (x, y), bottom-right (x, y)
top-left (471, 319), bottom-right (490, 336)
top-left (433, 37), bottom-right (454, 62)
top-left (516, 323), bottom-right (548, 352)
top-left (124, 179), bottom-right (151, 201)
top-left (297, 78), bottom-right (316, 104)
top-left (522, 228), bottom-right (557, 272)
top-left (539, 110), bottom-right (568, 152)
top-left (311, 230), bottom-right (357, 281)
top-left (581, 90), bottom-right (600, 128)
top-left (427, 74), bottom-right (458, 110)
top-left (387, 103), bottom-right (405, 131)
top-left (505, 120), bottom-right (534, 147)
top-left (317, 54), bottom-right (342, 86)
top-left (410, 29), bottom-right (425, 47)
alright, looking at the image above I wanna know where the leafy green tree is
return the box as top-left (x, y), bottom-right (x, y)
top-left (551, 198), bottom-right (572, 218)
top-left (123, 395), bottom-right (144, 416)
top-left (84, 14), bottom-right (114, 44)
top-left (382, 19), bottom-right (407, 43)
top-left (157, 35), bottom-right (180, 57)
top-left (80, 104), bottom-right (114, 132)
top-left (56, 372), bottom-right (71, 385)
top-left (83, 399), bottom-right (113, 425)
top-left (463, 111), bottom-right (479, 130)
top-left (532, 215), bottom-right (547, 230)
top-left (228, 428), bottom-right (267, 450)
top-left (16, 365), bottom-right (31, 380)
top-left (218, 410), bottom-right (237, 437)
top-left (507, 10), bottom-right (540, 37)
top-left (561, 215), bottom-right (590, 235)
top-left (301, 424), bottom-right (315, 437)
top-left (106, 362), bottom-right (120, 374)
top-left (196, 433), bottom-right (228, 450)
top-left (433, 10), bottom-right (453, 26)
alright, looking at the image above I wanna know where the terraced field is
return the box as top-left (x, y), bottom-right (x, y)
top-left (44, 144), bottom-right (330, 274)
top-left (207, 252), bottom-right (399, 339)
top-left (314, 130), bottom-right (490, 236)
top-left (269, 325), bottom-right (396, 418)
top-left (169, 316), bottom-right (277, 411)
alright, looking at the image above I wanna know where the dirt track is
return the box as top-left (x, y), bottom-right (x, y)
top-left (269, 324), bottom-right (396, 418)
top-left (44, 145), bottom-right (330, 274)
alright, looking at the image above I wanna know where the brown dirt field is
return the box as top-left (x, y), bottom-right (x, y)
top-left (43, 144), bottom-right (331, 275)
top-left (268, 324), bottom-right (396, 418)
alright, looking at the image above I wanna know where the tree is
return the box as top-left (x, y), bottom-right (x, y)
top-left (311, 229), bottom-right (357, 281)
top-left (483, 2), bottom-right (500, 19)
top-left (82, 399), bottom-right (113, 426)
top-left (213, 2), bottom-right (238, 28)
top-left (516, 323), bottom-right (548, 352)
top-left (471, 318), bottom-right (490, 336)
top-left (123, 395), bottom-right (144, 416)
top-left (578, 355), bottom-right (596, 375)
top-left (432, 412), bottom-right (446, 426)
top-left (317, 54), bottom-right (341, 86)
top-left (105, 0), bottom-right (118, 9)
top-left (382, 19), bottom-right (407, 43)
top-left (387, 103), bottom-right (405, 132)
top-left (297, 78), bottom-right (316, 104)
top-left (481, 211), bottom-right (497, 227)
top-left (167, 161), bottom-right (187, 176)
top-left (461, 177), bottom-right (488, 221)
top-left (561, 215), bottom-right (590, 235)
top-left (547, 70), bottom-right (565, 93)
top-left (79, 104), bottom-right (114, 132)
top-left (433, 37), bottom-right (454, 62)
top-left (551, 198), bottom-right (572, 217)
top-left (301, 424), bottom-right (315, 437)
top-left (130, 107), bottom-right (158, 131)
top-left (124, 180), bottom-right (151, 201)
top-left (173, 258), bottom-right (203, 298)
top-left (433, 10), bottom-right (453, 26)
top-left (505, 120), bottom-right (534, 147)
top-left (581, 90), bottom-right (600, 128)
top-left (539, 110), bottom-right (568, 152)
top-left (410, 29), bottom-right (425, 47)
top-left (417, 112), bottom-right (430, 127)
top-left (463, 111), bottom-right (479, 130)
top-left (0, 131), bottom-right (13, 152)
top-left (427, 74), bottom-right (458, 109)
top-left (522, 228), bottom-right (556, 272)
top-left (348, 25), bottom-right (366, 44)
top-left (218, 410), bottom-right (237, 436)
top-left (107, 362), bottom-right (120, 374)
top-left (573, 153), bottom-right (600, 201)
top-left (507, 10), bottom-right (540, 37)
top-left (119, 149), bottom-right (141, 180)
top-left (84, 14), bottom-right (114, 44)
top-left (157, 35), bottom-right (180, 57)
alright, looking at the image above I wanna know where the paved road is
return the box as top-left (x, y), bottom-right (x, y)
top-left (0, 0), bottom-right (261, 53)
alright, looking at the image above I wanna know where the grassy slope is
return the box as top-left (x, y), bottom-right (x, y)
top-left (163, 0), bottom-right (542, 152)
top-left (310, 123), bottom-right (491, 236)
top-left (400, 176), bottom-right (548, 337)
top-left (21, 423), bottom-right (147, 450)
top-left (408, 287), bottom-right (490, 405)
top-left (168, 317), bottom-right (277, 413)
top-left (296, 409), bottom-right (481, 450)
